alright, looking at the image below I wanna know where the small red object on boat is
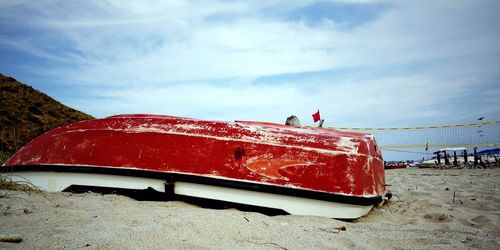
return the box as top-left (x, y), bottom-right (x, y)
top-left (2, 114), bottom-right (390, 218)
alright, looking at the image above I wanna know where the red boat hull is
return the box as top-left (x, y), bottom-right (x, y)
top-left (2, 114), bottom-right (388, 217)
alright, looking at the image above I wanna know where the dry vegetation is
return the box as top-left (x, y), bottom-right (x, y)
top-left (0, 175), bottom-right (38, 192)
top-left (0, 73), bottom-right (94, 164)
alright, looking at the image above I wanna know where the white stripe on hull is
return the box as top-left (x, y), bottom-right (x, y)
top-left (174, 181), bottom-right (373, 219)
top-left (2, 171), bottom-right (373, 219)
top-left (4, 172), bottom-right (166, 192)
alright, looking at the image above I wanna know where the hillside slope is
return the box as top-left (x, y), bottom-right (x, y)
top-left (0, 74), bottom-right (94, 164)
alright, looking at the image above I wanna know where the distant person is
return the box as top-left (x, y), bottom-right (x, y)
top-left (474, 147), bottom-right (478, 168)
top-left (285, 115), bottom-right (301, 127)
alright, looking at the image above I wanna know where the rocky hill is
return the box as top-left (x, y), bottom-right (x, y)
top-left (0, 74), bottom-right (94, 164)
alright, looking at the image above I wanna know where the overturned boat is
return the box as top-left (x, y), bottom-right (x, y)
top-left (1, 114), bottom-right (390, 218)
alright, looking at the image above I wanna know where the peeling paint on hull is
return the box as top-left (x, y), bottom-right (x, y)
top-left (3, 114), bottom-right (387, 198)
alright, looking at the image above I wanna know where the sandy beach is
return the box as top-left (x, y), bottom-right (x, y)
top-left (1, 168), bottom-right (499, 249)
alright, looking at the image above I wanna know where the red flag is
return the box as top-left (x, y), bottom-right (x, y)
top-left (312, 110), bottom-right (321, 122)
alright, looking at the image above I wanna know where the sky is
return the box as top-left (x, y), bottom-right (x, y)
top-left (1, 0), bottom-right (499, 160)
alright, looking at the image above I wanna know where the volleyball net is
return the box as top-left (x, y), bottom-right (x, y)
top-left (328, 121), bottom-right (500, 150)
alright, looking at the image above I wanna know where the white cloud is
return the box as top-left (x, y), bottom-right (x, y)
top-left (67, 73), bottom-right (476, 128)
top-left (1, 0), bottom-right (499, 126)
